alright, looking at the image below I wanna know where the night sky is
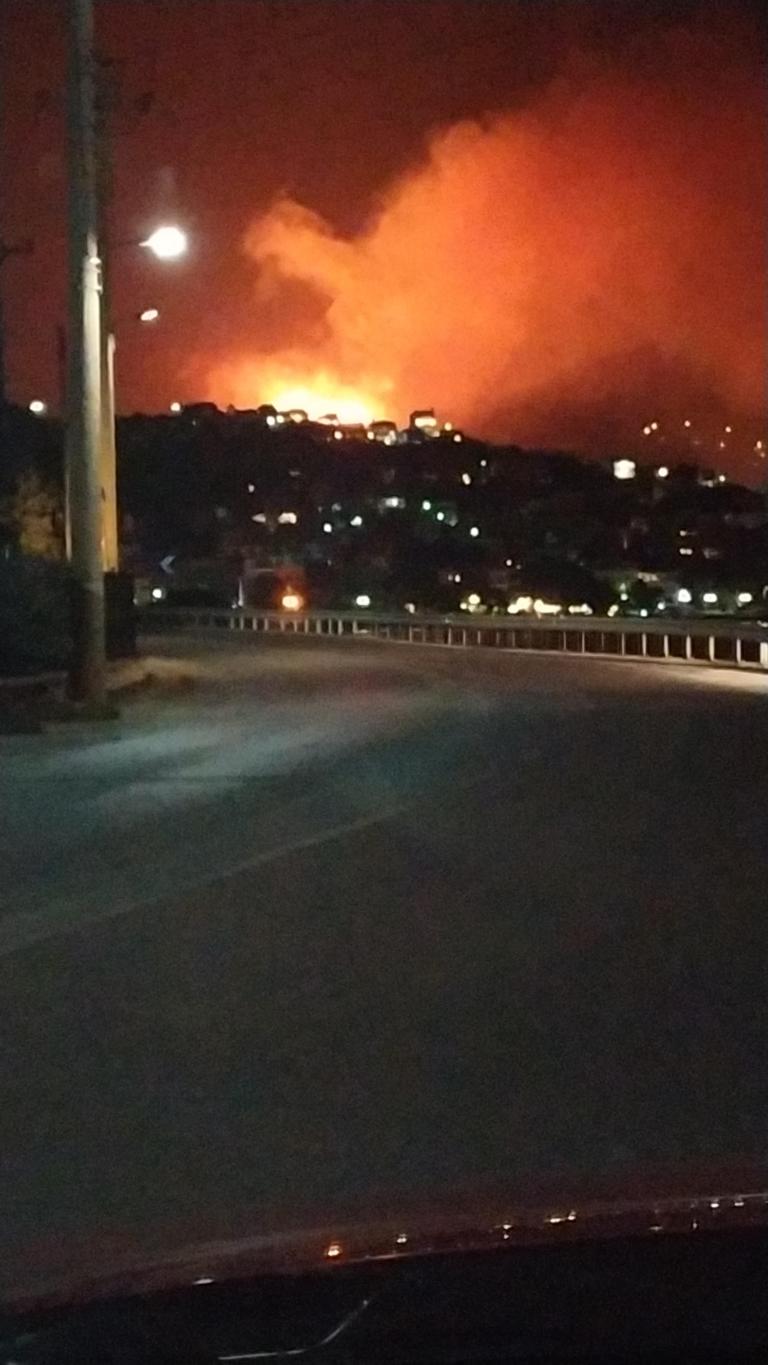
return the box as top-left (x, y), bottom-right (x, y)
top-left (2, 0), bottom-right (766, 475)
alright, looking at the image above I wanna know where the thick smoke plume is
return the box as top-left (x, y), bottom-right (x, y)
top-left (205, 18), bottom-right (766, 460)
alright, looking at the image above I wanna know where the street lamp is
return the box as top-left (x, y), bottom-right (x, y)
top-left (140, 225), bottom-right (188, 261)
top-left (99, 226), bottom-right (187, 572)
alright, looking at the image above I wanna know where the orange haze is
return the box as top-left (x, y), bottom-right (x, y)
top-left (204, 24), bottom-right (766, 458)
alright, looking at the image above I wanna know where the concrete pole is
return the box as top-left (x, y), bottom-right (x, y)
top-left (100, 326), bottom-right (119, 571)
top-left (66, 0), bottom-right (106, 702)
top-left (95, 90), bottom-right (119, 573)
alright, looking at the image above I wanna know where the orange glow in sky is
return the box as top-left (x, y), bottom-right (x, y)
top-left (203, 23), bottom-right (765, 460)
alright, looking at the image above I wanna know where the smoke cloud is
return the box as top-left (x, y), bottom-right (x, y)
top-left (204, 16), bottom-right (766, 462)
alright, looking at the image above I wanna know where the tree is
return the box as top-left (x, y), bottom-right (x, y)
top-left (0, 472), bottom-right (64, 559)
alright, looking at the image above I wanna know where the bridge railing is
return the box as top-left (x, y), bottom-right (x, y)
top-left (144, 606), bottom-right (768, 672)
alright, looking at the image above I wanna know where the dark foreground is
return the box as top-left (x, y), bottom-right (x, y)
top-left (1, 634), bottom-right (766, 1292)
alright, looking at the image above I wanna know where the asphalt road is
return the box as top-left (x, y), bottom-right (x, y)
top-left (1, 633), bottom-right (767, 1291)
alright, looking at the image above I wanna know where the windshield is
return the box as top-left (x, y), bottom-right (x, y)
top-left (1, 0), bottom-right (767, 1324)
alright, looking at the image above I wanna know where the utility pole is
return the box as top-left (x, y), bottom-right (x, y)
top-left (66, 0), bottom-right (105, 702)
top-left (0, 238), bottom-right (33, 407)
top-left (95, 57), bottom-right (119, 572)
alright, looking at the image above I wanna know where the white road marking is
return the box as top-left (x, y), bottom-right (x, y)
top-left (0, 802), bottom-right (411, 959)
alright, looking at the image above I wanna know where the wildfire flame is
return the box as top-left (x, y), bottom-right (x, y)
top-left (270, 383), bottom-right (379, 426)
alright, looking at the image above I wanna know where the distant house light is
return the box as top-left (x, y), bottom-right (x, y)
top-left (469, 525), bottom-right (480, 537)
top-left (354, 593), bottom-right (371, 608)
top-left (277, 511), bottom-right (297, 524)
top-left (613, 458), bottom-right (636, 480)
top-left (737, 591), bottom-right (753, 606)
top-left (28, 399), bottom-right (47, 415)
top-left (507, 595), bottom-right (533, 615)
top-left (169, 401), bottom-right (182, 413)
top-left (676, 587), bottom-right (692, 604)
top-left (436, 510), bottom-right (445, 521)
top-left (350, 515), bottom-right (363, 527)
top-left (421, 499), bottom-right (432, 511)
top-left (461, 473), bottom-right (472, 485)
top-left (322, 522), bottom-right (333, 533)
top-left (702, 591), bottom-right (718, 605)
top-left (656, 465), bottom-right (669, 479)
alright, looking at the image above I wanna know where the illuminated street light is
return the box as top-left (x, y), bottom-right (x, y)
top-left (676, 587), bottom-right (692, 604)
top-left (28, 398), bottom-right (47, 415)
top-left (141, 224), bottom-right (188, 260)
top-left (138, 307), bottom-right (159, 323)
top-left (169, 401), bottom-right (182, 414)
top-left (354, 593), bottom-right (371, 608)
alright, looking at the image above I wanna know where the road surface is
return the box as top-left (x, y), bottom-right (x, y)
top-left (1, 633), bottom-right (767, 1290)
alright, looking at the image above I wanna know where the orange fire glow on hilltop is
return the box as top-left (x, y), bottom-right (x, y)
top-left (254, 375), bottom-right (387, 425)
top-left (203, 20), bottom-right (766, 456)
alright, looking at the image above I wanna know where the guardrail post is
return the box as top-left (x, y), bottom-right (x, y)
top-left (708, 635), bottom-right (716, 663)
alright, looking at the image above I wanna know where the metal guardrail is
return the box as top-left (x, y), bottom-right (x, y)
top-left (146, 607), bottom-right (768, 672)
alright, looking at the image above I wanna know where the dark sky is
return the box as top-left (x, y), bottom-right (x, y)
top-left (2, 1), bottom-right (766, 475)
